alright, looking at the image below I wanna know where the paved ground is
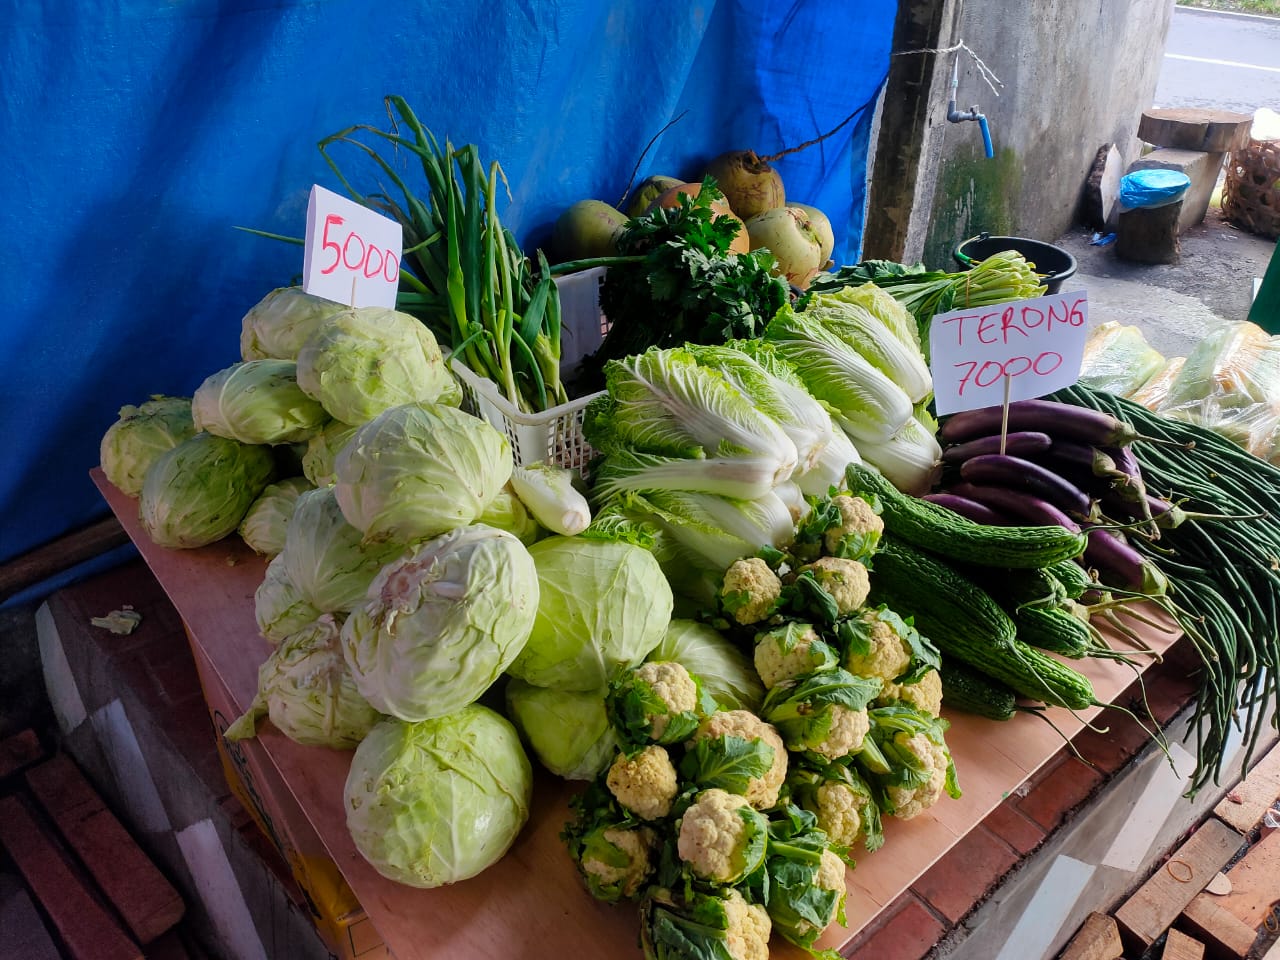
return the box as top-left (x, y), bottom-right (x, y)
top-left (1072, 3), bottom-right (1280, 359)
top-left (1155, 6), bottom-right (1280, 115)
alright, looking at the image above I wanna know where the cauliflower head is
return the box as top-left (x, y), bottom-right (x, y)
top-left (688, 710), bottom-right (788, 810)
top-left (606, 745), bottom-right (679, 821)
top-left (641, 888), bottom-right (770, 960)
top-left (823, 494), bottom-right (884, 560)
top-left (753, 622), bottom-right (837, 690)
top-left (677, 788), bottom-right (769, 883)
top-left (578, 825), bottom-right (656, 901)
top-left (844, 609), bottom-right (914, 683)
top-left (608, 660), bottom-right (701, 746)
top-left (800, 557), bottom-right (870, 616)
top-left (723, 889), bottom-right (772, 960)
top-left (879, 668), bottom-right (943, 718)
top-left (783, 848), bottom-right (848, 944)
top-left (720, 557), bottom-right (782, 626)
top-left (814, 781), bottom-right (865, 849)
top-left (886, 732), bottom-right (950, 820)
top-left (807, 704), bottom-right (871, 762)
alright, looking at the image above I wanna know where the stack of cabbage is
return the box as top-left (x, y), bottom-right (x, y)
top-left (100, 286), bottom-right (554, 889)
top-left (555, 489), bottom-right (959, 959)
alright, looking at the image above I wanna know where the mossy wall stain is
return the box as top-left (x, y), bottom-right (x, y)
top-left (923, 147), bottom-right (1023, 269)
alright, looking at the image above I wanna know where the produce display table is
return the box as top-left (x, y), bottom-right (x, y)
top-left (93, 469), bottom-right (1181, 959)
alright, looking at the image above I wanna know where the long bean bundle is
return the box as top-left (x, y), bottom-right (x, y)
top-left (1052, 383), bottom-right (1280, 796)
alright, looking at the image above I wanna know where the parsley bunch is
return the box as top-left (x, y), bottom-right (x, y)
top-left (575, 180), bottom-right (789, 392)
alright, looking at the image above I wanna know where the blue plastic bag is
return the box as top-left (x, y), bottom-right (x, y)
top-left (1120, 169), bottom-right (1192, 209)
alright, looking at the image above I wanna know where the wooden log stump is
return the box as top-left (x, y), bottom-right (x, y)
top-left (1139, 108), bottom-right (1254, 153)
top-left (1117, 200), bottom-right (1184, 265)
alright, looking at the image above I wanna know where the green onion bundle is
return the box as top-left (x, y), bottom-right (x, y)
top-left (1053, 383), bottom-right (1280, 796)
top-left (318, 96), bottom-right (566, 413)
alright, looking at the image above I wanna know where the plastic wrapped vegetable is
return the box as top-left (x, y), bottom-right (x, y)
top-left (99, 395), bottom-right (197, 497)
top-left (224, 614), bottom-right (379, 748)
top-left (1156, 321), bottom-right (1280, 458)
top-left (1130, 355), bottom-right (1186, 410)
top-left (1077, 321), bottom-right (1168, 397)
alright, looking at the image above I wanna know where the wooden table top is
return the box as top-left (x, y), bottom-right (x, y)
top-left (93, 469), bottom-right (1180, 959)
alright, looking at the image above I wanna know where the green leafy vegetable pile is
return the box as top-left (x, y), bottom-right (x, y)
top-left (575, 182), bottom-right (789, 392)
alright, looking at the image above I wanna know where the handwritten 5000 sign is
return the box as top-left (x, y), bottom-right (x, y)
top-left (929, 293), bottom-right (1089, 416)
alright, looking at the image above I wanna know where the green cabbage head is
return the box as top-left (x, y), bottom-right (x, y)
top-left (504, 679), bottom-right (619, 780)
top-left (139, 433), bottom-right (276, 548)
top-left (281, 487), bottom-right (405, 614)
top-left (344, 706), bottom-right (532, 887)
top-left (239, 286), bottom-right (348, 361)
top-left (192, 359), bottom-right (330, 446)
top-left (650, 619), bottom-right (764, 713)
top-left (100, 395), bottom-right (198, 497)
top-left (341, 524), bottom-right (538, 721)
top-left (295, 306), bottom-right (462, 424)
top-left (507, 537), bottom-right (672, 691)
top-left (255, 554), bottom-right (324, 643)
top-left (301, 420), bottom-right (360, 487)
top-left (334, 403), bottom-right (513, 544)
top-left (224, 614), bottom-right (379, 748)
top-left (239, 476), bottom-right (313, 556)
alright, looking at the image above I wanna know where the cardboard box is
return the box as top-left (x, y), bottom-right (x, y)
top-left (187, 633), bottom-right (388, 960)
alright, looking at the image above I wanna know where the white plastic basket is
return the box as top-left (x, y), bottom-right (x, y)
top-left (452, 267), bottom-right (609, 471)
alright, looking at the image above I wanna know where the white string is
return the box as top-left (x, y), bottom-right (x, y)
top-left (892, 39), bottom-right (1005, 97)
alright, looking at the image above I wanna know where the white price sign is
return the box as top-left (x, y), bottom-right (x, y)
top-left (302, 184), bottom-right (403, 309)
top-left (928, 291), bottom-right (1089, 416)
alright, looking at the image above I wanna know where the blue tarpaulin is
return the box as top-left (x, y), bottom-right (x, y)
top-left (0, 0), bottom-right (894, 570)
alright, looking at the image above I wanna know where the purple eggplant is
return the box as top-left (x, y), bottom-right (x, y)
top-left (940, 431), bottom-right (1053, 464)
top-left (947, 481), bottom-right (1083, 532)
top-left (940, 399), bottom-right (1142, 447)
top-left (1083, 525), bottom-right (1168, 596)
top-left (921, 492), bottom-right (1011, 526)
top-left (959, 454), bottom-right (1095, 519)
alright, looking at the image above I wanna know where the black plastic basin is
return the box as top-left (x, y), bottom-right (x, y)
top-left (953, 234), bottom-right (1078, 295)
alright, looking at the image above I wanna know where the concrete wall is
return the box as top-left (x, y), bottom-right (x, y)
top-left (869, 0), bottom-right (1173, 268)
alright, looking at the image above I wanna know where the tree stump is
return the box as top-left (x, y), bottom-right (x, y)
top-left (1116, 200), bottom-right (1184, 265)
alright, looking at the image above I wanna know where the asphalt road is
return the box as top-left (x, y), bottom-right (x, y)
top-left (1154, 7), bottom-right (1280, 115)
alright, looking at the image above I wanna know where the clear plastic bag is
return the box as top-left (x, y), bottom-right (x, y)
top-left (1078, 321), bottom-right (1168, 397)
top-left (1154, 321), bottom-right (1280, 460)
top-left (1129, 355), bottom-right (1185, 410)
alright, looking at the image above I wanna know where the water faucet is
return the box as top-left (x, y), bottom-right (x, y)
top-left (946, 57), bottom-right (994, 159)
